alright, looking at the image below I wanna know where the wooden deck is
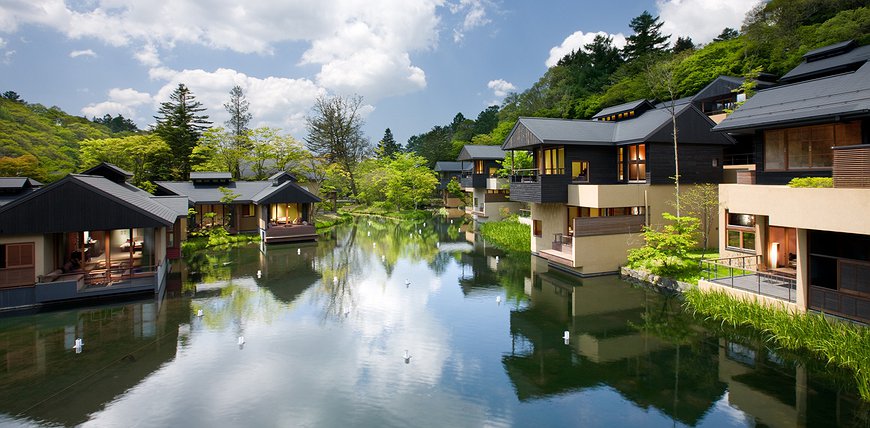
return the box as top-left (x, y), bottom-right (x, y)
top-left (265, 224), bottom-right (318, 243)
top-left (539, 248), bottom-right (573, 268)
top-left (707, 273), bottom-right (797, 302)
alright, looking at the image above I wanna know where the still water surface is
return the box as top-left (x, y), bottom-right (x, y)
top-left (0, 216), bottom-right (865, 427)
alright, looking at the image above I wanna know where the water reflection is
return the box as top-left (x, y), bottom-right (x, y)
top-left (0, 215), bottom-right (866, 427)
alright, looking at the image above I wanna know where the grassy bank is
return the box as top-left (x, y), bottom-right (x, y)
top-left (181, 233), bottom-right (260, 252)
top-left (341, 204), bottom-right (430, 221)
top-left (315, 212), bottom-right (354, 229)
top-left (684, 287), bottom-right (870, 400)
top-left (479, 219), bottom-right (530, 253)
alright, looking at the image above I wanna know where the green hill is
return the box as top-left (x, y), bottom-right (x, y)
top-left (0, 95), bottom-right (114, 182)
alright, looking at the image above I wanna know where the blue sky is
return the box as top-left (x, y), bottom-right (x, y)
top-left (0, 0), bottom-right (760, 146)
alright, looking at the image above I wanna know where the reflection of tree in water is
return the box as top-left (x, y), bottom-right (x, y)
top-left (313, 220), bottom-right (363, 322)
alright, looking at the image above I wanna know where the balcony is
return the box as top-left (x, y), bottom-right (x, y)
top-left (701, 255), bottom-right (797, 303)
top-left (509, 169), bottom-right (571, 203)
top-left (265, 224), bottom-right (318, 243)
top-left (573, 215), bottom-right (645, 237)
top-left (460, 173), bottom-right (486, 189)
top-left (567, 183), bottom-right (649, 208)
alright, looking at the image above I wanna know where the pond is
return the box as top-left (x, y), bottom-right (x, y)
top-left (0, 216), bottom-right (865, 427)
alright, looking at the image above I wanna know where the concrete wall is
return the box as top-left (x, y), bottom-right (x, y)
top-left (0, 234), bottom-right (48, 278)
top-left (719, 184), bottom-right (870, 235)
top-left (530, 203), bottom-right (566, 253)
top-left (482, 201), bottom-right (523, 222)
top-left (573, 233), bottom-right (644, 273)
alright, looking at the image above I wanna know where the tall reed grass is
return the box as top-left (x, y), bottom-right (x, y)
top-left (684, 288), bottom-right (870, 400)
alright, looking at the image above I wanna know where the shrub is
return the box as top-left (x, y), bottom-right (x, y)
top-left (479, 220), bottom-right (530, 253)
top-left (787, 177), bottom-right (833, 188)
top-left (627, 213), bottom-right (700, 277)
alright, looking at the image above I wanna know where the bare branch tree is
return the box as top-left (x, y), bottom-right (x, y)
top-left (305, 95), bottom-right (370, 197)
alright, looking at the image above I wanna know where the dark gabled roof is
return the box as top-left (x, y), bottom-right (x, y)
top-left (456, 145), bottom-right (506, 161)
top-left (690, 76), bottom-right (742, 102)
top-left (268, 171), bottom-right (298, 183)
top-left (715, 61), bottom-right (870, 133)
top-left (156, 179), bottom-right (320, 205)
top-left (151, 196), bottom-right (191, 217)
top-left (504, 104), bottom-right (734, 150)
top-left (591, 99), bottom-right (654, 120)
top-left (0, 174), bottom-right (176, 234)
top-left (253, 181), bottom-right (321, 205)
top-left (780, 42), bottom-right (870, 83)
top-left (190, 171), bottom-right (232, 181)
top-left (0, 177), bottom-right (39, 190)
top-left (81, 162), bottom-right (133, 182)
top-left (434, 161), bottom-right (465, 172)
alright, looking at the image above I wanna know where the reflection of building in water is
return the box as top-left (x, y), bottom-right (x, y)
top-left (505, 257), bottom-right (726, 425)
top-left (0, 299), bottom-right (190, 426)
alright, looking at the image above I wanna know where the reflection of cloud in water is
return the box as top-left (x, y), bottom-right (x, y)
top-left (78, 253), bottom-right (510, 427)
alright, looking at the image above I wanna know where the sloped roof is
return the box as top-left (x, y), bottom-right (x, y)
top-left (457, 145), bottom-right (506, 161)
top-left (780, 42), bottom-right (870, 83)
top-left (504, 104), bottom-right (733, 150)
top-left (156, 179), bottom-right (319, 205)
top-left (0, 177), bottom-right (35, 189)
top-left (0, 174), bottom-right (176, 234)
top-left (190, 171), bottom-right (232, 180)
top-left (268, 171), bottom-right (298, 183)
top-left (715, 61), bottom-right (870, 132)
top-left (592, 99), bottom-right (654, 119)
top-left (81, 162), bottom-right (133, 180)
top-left (252, 181), bottom-right (321, 205)
top-left (434, 161), bottom-right (465, 172)
top-left (151, 196), bottom-right (191, 217)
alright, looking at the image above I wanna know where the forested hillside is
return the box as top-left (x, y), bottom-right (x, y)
top-left (406, 0), bottom-right (870, 166)
top-left (0, 92), bottom-right (127, 182)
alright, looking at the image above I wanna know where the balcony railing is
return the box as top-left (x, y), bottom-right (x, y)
top-left (509, 168), bottom-right (565, 182)
top-left (700, 255), bottom-right (796, 303)
top-left (573, 215), bottom-right (645, 237)
top-left (833, 145), bottom-right (870, 188)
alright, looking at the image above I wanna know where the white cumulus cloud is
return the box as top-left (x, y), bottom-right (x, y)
top-left (657, 0), bottom-right (763, 45)
top-left (0, 0), bottom-right (469, 101)
top-left (487, 79), bottom-right (515, 98)
top-left (450, 0), bottom-right (493, 43)
top-left (546, 30), bottom-right (627, 68)
top-left (81, 87), bottom-right (152, 120)
top-left (69, 49), bottom-right (97, 58)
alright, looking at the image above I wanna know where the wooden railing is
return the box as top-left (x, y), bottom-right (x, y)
top-left (573, 215), bottom-right (645, 237)
top-left (833, 145), bottom-right (870, 188)
top-left (0, 267), bottom-right (35, 289)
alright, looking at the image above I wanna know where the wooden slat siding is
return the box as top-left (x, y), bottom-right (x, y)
top-left (0, 242), bottom-right (35, 288)
top-left (563, 145), bottom-right (620, 184)
top-left (647, 143), bottom-right (725, 185)
top-left (509, 174), bottom-right (571, 203)
top-left (504, 122), bottom-right (542, 149)
top-left (484, 192), bottom-right (509, 202)
top-left (833, 145), bottom-right (870, 188)
top-left (736, 170), bottom-right (756, 184)
top-left (265, 225), bottom-right (317, 243)
top-left (810, 286), bottom-right (870, 324)
top-left (573, 215), bottom-right (645, 237)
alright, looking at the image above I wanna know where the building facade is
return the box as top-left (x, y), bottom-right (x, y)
top-left (457, 145), bottom-right (523, 222)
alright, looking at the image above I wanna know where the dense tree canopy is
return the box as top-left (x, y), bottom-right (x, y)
top-left (154, 83), bottom-right (211, 180)
top-left (622, 11), bottom-right (670, 62)
top-left (305, 95), bottom-right (370, 196)
top-left (92, 114), bottom-right (139, 133)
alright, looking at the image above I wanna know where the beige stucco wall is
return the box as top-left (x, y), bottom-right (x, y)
top-left (530, 203), bottom-right (566, 253)
top-left (0, 234), bottom-right (49, 277)
top-left (482, 201), bottom-right (522, 222)
top-left (719, 184), bottom-right (870, 235)
top-left (572, 233), bottom-right (644, 273)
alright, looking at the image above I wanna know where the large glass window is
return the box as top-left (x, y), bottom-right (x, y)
top-left (541, 147), bottom-right (564, 175)
top-left (474, 160), bottom-right (484, 174)
top-left (627, 144), bottom-right (646, 182)
top-left (764, 122), bottom-right (860, 171)
top-left (726, 212), bottom-right (756, 252)
top-left (617, 148), bottom-right (625, 181)
top-left (572, 161), bottom-right (589, 182)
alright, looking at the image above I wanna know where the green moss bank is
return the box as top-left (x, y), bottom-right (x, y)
top-left (478, 220), bottom-right (531, 254)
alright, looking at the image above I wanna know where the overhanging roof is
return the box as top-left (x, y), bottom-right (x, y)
top-left (780, 41), bottom-right (870, 83)
top-left (715, 61), bottom-right (870, 133)
top-left (81, 162), bottom-right (133, 182)
top-left (0, 174), bottom-right (176, 234)
top-left (457, 145), bottom-right (506, 161)
top-left (157, 179), bottom-right (320, 205)
top-left (592, 99), bottom-right (654, 119)
top-left (504, 104), bottom-right (734, 150)
top-left (190, 171), bottom-right (232, 181)
top-left (253, 181), bottom-right (321, 205)
top-left (434, 161), bottom-right (465, 172)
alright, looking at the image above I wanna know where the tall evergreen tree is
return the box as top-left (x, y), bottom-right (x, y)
top-left (713, 28), bottom-right (739, 42)
top-left (472, 105), bottom-right (499, 136)
top-left (672, 36), bottom-right (695, 53)
top-left (154, 83), bottom-right (211, 180)
top-left (622, 11), bottom-right (670, 62)
top-left (223, 85), bottom-right (252, 178)
top-left (376, 128), bottom-right (401, 159)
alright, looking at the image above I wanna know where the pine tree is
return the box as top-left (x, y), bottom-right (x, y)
top-left (672, 36), bottom-right (695, 54)
top-left (223, 85), bottom-right (252, 178)
top-left (154, 83), bottom-right (211, 180)
top-left (622, 11), bottom-right (670, 62)
top-left (376, 128), bottom-right (401, 159)
top-left (713, 28), bottom-right (739, 42)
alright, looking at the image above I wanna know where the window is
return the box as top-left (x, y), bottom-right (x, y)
top-left (617, 148), bottom-right (625, 181)
top-left (243, 203), bottom-right (255, 217)
top-left (474, 160), bottom-right (484, 174)
top-left (541, 147), bottom-right (564, 174)
top-left (764, 122), bottom-right (860, 171)
top-left (488, 167), bottom-right (498, 177)
top-left (533, 220), bottom-right (542, 237)
top-left (627, 144), bottom-right (646, 182)
top-left (572, 161), bottom-right (589, 182)
top-left (726, 212), bottom-right (756, 252)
